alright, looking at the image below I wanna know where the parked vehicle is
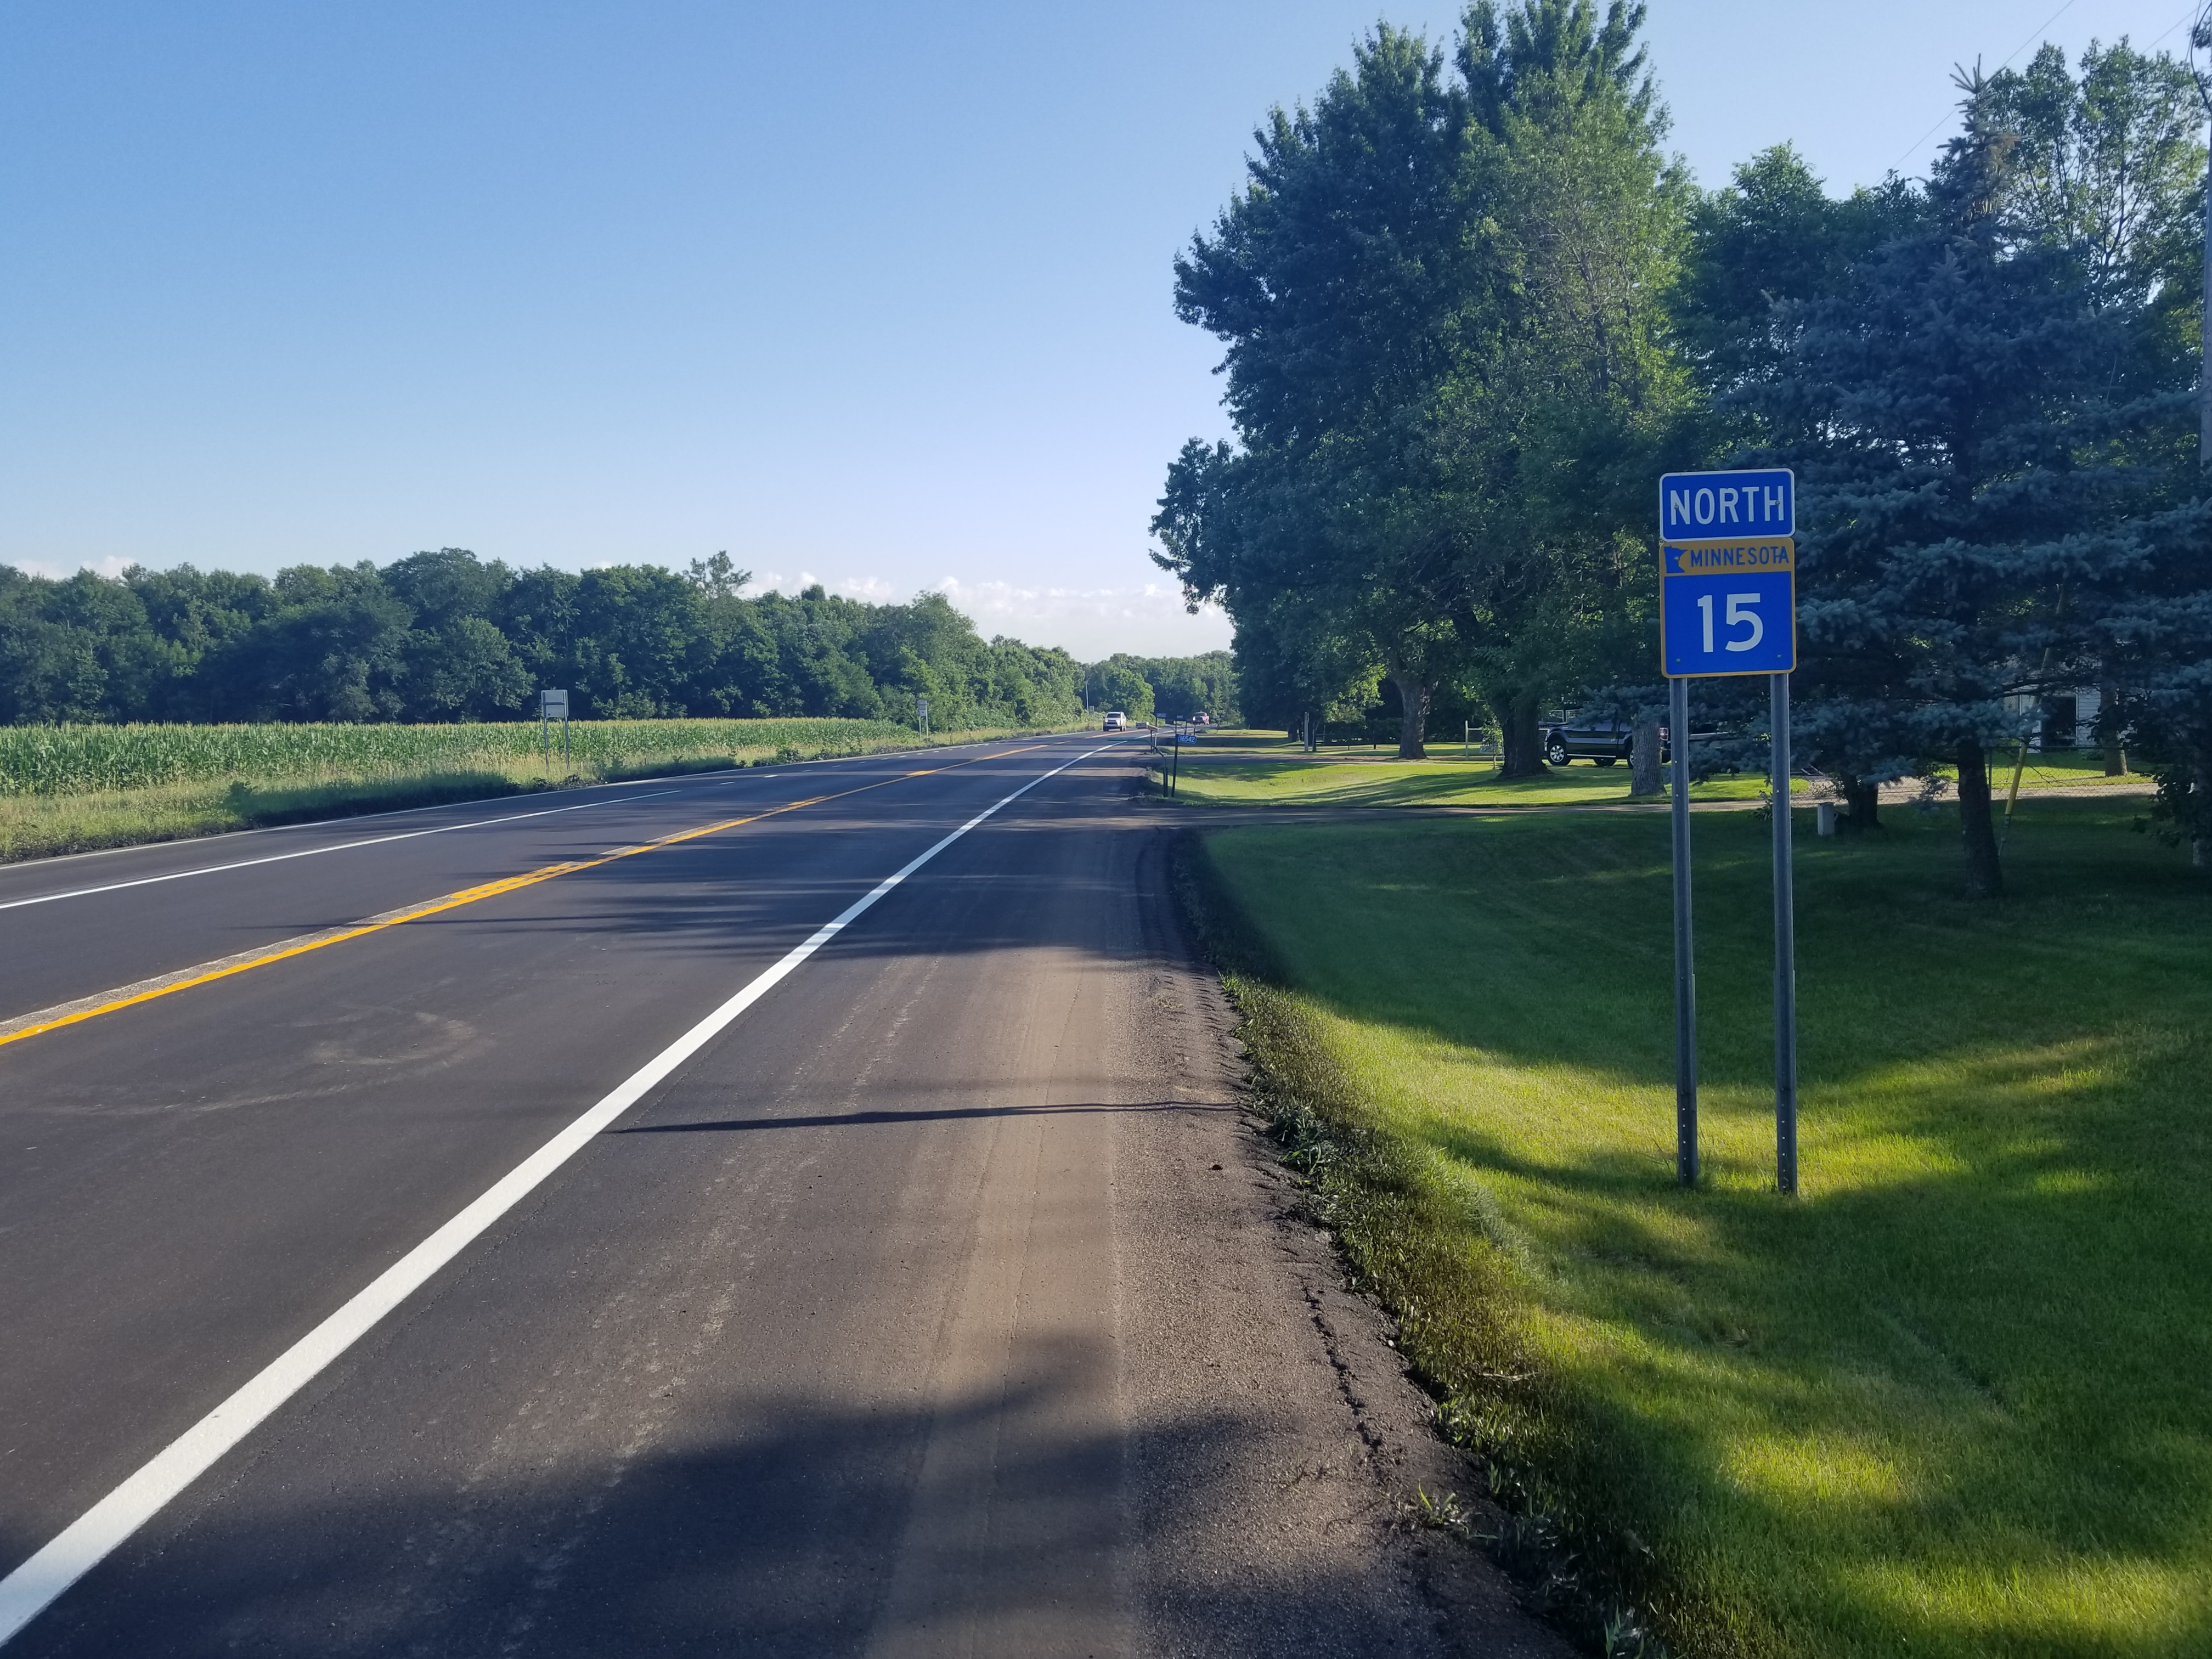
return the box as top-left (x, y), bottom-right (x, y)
top-left (1542, 717), bottom-right (1636, 766)
top-left (1540, 718), bottom-right (1711, 767)
top-left (1102, 710), bottom-right (1127, 731)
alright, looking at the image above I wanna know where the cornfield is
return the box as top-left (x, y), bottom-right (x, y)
top-left (0, 719), bottom-right (921, 798)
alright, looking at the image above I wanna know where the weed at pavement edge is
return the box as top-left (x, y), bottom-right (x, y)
top-left (1169, 827), bottom-right (1707, 1659)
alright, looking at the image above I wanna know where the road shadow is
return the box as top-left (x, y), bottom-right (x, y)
top-left (612, 1100), bottom-right (1228, 1135)
top-left (5, 1353), bottom-right (1454, 1659)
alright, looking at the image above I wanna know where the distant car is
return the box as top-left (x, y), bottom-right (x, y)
top-left (1102, 710), bottom-right (1127, 731)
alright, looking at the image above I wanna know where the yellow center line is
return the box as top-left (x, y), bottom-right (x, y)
top-left (0, 740), bottom-right (1065, 1052)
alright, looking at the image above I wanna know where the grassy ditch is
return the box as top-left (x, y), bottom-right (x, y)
top-left (1182, 799), bottom-right (2212, 1658)
top-left (0, 718), bottom-right (1045, 861)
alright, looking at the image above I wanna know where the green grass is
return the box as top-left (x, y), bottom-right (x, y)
top-left (1166, 752), bottom-right (1763, 808)
top-left (0, 718), bottom-right (1042, 861)
top-left (1990, 748), bottom-right (2140, 782)
top-left (1159, 741), bottom-right (2147, 811)
top-left (1193, 800), bottom-right (2212, 1658)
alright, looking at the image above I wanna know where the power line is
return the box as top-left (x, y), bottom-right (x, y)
top-left (2183, 1), bottom-right (2212, 111)
top-left (1993, 0), bottom-right (2082, 70)
top-left (2148, 0), bottom-right (2206, 51)
top-left (1882, 0), bottom-right (2081, 176)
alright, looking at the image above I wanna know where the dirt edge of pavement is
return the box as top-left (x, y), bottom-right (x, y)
top-left (1144, 820), bottom-right (1587, 1659)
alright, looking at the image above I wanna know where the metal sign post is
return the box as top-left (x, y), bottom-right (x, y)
top-left (1670, 674), bottom-right (1697, 1185)
top-left (1657, 468), bottom-right (1801, 1194)
top-left (917, 696), bottom-right (929, 737)
top-left (1771, 673), bottom-right (1799, 1193)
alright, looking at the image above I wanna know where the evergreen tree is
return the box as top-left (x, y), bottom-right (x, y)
top-left (1746, 68), bottom-right (2190, 896)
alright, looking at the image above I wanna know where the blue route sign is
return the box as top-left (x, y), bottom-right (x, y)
top-left (1660, 537), bottom-right (1796, 676)
top-left (1655, 473), bottom-right (1803, 1201)
top-left (1660, 467), bottom-right (1793, 540)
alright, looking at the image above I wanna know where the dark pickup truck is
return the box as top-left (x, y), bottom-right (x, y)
top-left (1542, 717), bottom-right (1655, 766)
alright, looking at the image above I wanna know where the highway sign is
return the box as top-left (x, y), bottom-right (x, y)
top-left (1659, 537), bottom-right (1796, 677)
top-left (1657, 473), bottom-right (1803, 1201)
top-left (1660, 467), bottom-right (1793, 540)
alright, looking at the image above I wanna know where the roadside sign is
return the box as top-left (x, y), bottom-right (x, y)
top-left (1657, 470), bottom-right (1803, 1200)
top-left (1660, 467), bottom-right (1793, 540)
top-left (1660, 538), bottom-right (1796, 677)
top-left (539, 689), bottom-right (571, 774)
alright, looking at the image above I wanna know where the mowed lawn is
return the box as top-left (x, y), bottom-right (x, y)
top-left (1169, 750), bottom-right (1765, 807)
top-left (1165, 742), bottom-right (2142, 812)
top-left (1201, 800), bottom-right (2211, 1658)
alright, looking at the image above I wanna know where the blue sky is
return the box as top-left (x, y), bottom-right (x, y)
top-left (1, 1), bottom-right (2196, 658)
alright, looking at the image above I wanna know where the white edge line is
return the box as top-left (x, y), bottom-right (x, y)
top-left (0, 792), bottom-right (680, 913)
top-left (0, 742), bottom-right (1111, 1647)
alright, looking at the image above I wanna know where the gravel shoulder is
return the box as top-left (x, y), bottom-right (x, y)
top-left (1114, 821), bottom-right (1573, 1658)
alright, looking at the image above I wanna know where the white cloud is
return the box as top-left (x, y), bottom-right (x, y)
top-left (754, 569), bottom-right (1232, 658)
top-left (9, 555), bottom-right (137, 581)
top-left (751, 570), bottom-right (898, 602)
top-left (932, 576), bottom-right (1233, 660)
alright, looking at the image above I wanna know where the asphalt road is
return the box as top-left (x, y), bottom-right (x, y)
top-left (0, 736), bottom-right (1566, 1658)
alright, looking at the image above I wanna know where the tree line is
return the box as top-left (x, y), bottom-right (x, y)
top-left (1082, 652), bottom-right (1239, 724)
top-left (1153, 0), bottom-right (2212, 895)
top-left (0, 548), bottom-right (1102, 732)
